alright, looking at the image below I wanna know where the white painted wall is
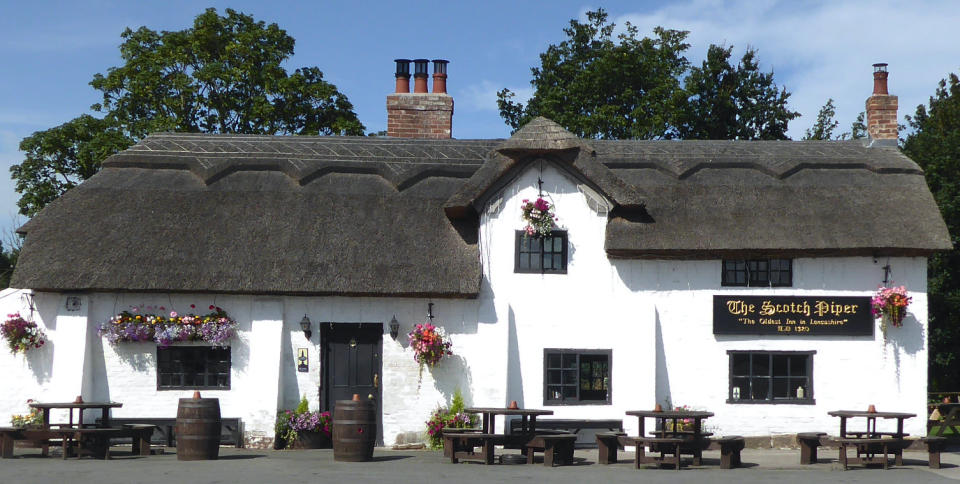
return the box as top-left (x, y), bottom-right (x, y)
top-left (0, 161), bottom-right (932, 443)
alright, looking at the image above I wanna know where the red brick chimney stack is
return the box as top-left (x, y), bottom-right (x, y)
top-left (387, 59), bottom-right (454, 138)
top-left (866, 63), bottom-right (898, 143)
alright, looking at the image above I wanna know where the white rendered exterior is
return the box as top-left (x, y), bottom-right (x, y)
top-left (0, 163), bottom-right (930, 444)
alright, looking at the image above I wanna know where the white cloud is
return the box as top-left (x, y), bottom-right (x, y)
top-left (615, 0), bottom-right (960, 138)
top-left (458, 80), bottom-right (534, 112)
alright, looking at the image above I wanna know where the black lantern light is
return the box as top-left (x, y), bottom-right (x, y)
top-left (389, 315), bottom-right (400, 340)
top-left (300, 314), bottom-right (312, 340)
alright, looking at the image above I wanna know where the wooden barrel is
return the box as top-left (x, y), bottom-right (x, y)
top-left (175, 397), bottom-right (221, 460)
top-left (332, 399), bottom-right (376, 461)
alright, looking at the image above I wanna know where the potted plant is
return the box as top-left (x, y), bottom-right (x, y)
top-left (2, 313), bottom-right (46, 355)
top-left (275, 396), bottom-right (332, 449)
top-left (9, 399), bottom-right (42, 428)
top-left (521, 197), bottom-right (557, 237)
top-left (871, 285), bottom-right (911, 338)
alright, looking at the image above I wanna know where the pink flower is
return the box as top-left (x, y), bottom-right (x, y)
top-left (170, 311), bottom-right (178, 317)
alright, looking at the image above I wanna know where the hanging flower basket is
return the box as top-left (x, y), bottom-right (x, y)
top-left (98, 305), bottom-right (238, 348)
top-left (521, 197), bottom-right (557, 237)
top-left (408, 323), bottom-right (452, 385)
top-left (871, 285), bottom-right (911, 338)
top-left (2, 313), bottom-right (46, 355)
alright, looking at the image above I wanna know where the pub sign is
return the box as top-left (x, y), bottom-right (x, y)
top-left (713, 295), bottom-right (873, 336)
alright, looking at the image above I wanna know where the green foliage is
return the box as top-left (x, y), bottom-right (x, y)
top-left (0, 241), bottom-right (17, 289)
top-left (11, 8), bottom-right (364, 217)
top-left (499, 9), bottom-right (799, 140)
top-left (424, 388), bottom-right (477, 449)
top-left (902, 71), bottom-right (960, 391)
top-left (803, 99), bottom-right (841, 140)
top-left (850, 111), bottom-right (867, 140)
top-left (497, 9), bottom-right (690, 139)
top-left (679, 45), bottom-right (799, 140)
top-left (295, 395), bottom-right (310, 414)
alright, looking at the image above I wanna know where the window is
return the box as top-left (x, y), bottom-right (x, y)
top-left (515, 230), bottom-right (568, 273)
top-left (728, 351), bottom-right (814, 404)
top-left (157, 346), bottom-right (231, 390)
top-left (722, 258), bottom-right (792, 286)
top-left (544, 349), bottom-right (611, 405)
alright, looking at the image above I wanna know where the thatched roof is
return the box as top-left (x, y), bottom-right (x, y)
top-left (11, 121), bottom-right (952, 296)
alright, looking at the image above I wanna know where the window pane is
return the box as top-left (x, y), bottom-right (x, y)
top-left (772, 355), bottom-right (789, 377)
top-left (562, 354), bottom-right (577, 368)
top-left (563, 370), bottom-right (578, 385)
top-left (562, 386), bottom-right (577, 399)
top-left (789, 378), bottom-right (808, 398)
top-left (732, 354), bottom-right (750, 376)
top-left (547, 386), bottom-right (563, 400)
top-left (553, 237), bottom-right (562, 252)
top-left (543, 253), bottom-right (553, 270)
top-left (752, 354), bottom-right (770, 376)
top-left (790, 355), bottom-right (808, 376)
top-left (772, 377), bottom-right (789, 398)
top-left (531, 253), bottom-right (541, 270)
top-left (530, 238), bottom-right (541, 252)
top-left (731, 377), bottom-right (749, 400)
top-left (553, 254), bottom-right (562, 269)
top-left (751, 377), bottom-right (769, 400)
top-left (548, 353), bottom-right (561, 368)
top-left (547, 370), bottom-right (561, 384)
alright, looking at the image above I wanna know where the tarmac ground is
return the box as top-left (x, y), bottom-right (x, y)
top-left (2, 445), bottom-right (960, 484)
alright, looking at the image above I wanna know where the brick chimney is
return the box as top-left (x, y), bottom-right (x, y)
top-left (387, 59), bottom-right (453, 138)
top-left (866, 63), bottom-right (898, 144)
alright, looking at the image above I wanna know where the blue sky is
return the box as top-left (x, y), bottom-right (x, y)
top-left (1, 0), bottom-right (958, 240)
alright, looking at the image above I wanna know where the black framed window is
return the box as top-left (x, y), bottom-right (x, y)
top-left (722, 258), bottom-right (792, 286)
top-left (515, 230), bottom-right (568, 274)
top-left (157, 346), bottom-right (231, 390)
top-left (728, 350), bottom-right (814, 404)
top-left (544, 349), bottom-right (611, 405)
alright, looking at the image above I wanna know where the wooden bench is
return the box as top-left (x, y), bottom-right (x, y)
top-left (525, 434), bottom-right (576, 467)
top-left (444, 433), bottom-right (505, 465)
top-left (796, 432), bottom-right (827, 464)
top-left (837, 438), bottom-right (897, 470)
top-left (97, 417), bottom-right (244, 448)
top-left (623, 436), bottom-right (684, 470)
top-left (923, 436), bottom-right (947, 469)
top-left (509, 418), bottom-right (623, 449)
top-left (595, 431), bottom-right (626, 464)
top-left (716, 436), bottom-right (745, 469)
top-left (122, 424), bottom-right (157, 456)
top-left (441, 427), bottom-right (481, 458)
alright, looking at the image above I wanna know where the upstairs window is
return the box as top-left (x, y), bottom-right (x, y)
top-left (515, 230), bottom-right (568, 274)
top-left (722, 258), bottom-right (792, 287)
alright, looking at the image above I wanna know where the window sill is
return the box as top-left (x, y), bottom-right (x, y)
top-left (726, 398), bottom-right (815, 405)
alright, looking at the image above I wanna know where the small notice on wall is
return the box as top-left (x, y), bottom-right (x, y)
top-left (297, 348), bottom-right (309, 372)
top-left (713, 295), bottom-right (873, 336)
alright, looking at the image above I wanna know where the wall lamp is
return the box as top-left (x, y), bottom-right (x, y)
top-left (389, 315), bottom-right (400, 340)
top-left (300, 314), bottom-right (312, 340)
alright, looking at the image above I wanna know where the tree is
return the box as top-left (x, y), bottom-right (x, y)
top-left (803, 99), bottom-right (840, 140)
top-left (11, 8), bottom-right (364, 216)
top-left (679, 45), bottom-right (799, 140)
top-left (497, 9), bottom-right (690, 139)
top-left (902, 72), bottom-right (960, 391)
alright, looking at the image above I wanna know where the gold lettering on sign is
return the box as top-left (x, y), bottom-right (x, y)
top-left (727, 300), bottom-right (755, 315)
top-left (760, 300), bottom-right (811, 317)
top-left (814, 301), bottom-right (859, 317)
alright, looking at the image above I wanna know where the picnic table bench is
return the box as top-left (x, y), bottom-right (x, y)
top-left (524, 433), bottom-right (577, 467)
top-left (444, 432), bottom-right (504, 464)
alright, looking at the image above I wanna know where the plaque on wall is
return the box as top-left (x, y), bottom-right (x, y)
top-left (713, 295), bottom-right (874, 336)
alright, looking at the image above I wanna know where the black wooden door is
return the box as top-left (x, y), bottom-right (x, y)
top-left (321, 322), bottom-right (382, 444)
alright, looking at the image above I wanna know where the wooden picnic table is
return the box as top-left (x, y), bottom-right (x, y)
top-left (30, 401), bottom-right (123, 429)
top-left (828, 409), bottom-right (915, 469)
top-left (463, 407), bottom-right (553, 436)
top-left (625, 409), bottom-right (715, 467)
top-left (451, 407), bottom-right (562, 465)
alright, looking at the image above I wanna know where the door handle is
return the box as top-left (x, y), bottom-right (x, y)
top-left (373, 373), bottom-right (379, 388)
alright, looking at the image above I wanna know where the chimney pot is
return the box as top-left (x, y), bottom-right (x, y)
top-left (432, 59), bottom-right (448, 94)
top-left (394, 59), bottom-right (411, 93)
top-left (413, 59), bottom-right (429, 93)
top-left (873, 63), bottom-right (889, 95)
